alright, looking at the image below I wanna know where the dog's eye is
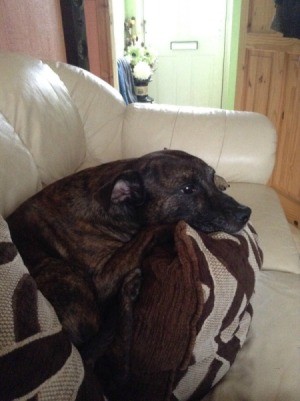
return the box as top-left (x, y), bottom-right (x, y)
top-left (181, 184), bottom-right (196, 194)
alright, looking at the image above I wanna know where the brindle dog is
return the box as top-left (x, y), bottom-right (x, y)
top-left (7, 150), bottom-right (250, 356)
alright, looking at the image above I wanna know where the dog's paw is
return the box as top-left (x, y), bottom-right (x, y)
top-left (122, 269), bottom-right (142, 301)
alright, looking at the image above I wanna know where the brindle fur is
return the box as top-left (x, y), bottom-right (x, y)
top-left (7, 150), bottom-right (250, 354)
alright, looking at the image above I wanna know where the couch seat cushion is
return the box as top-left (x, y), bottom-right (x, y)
top-left (227, 183), bottom-right (300, 274)
top-left (202, 270), bottom-right (300, 401)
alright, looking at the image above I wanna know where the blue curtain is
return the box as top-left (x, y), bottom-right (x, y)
top-left (117, 58), bottom-right (137, 105)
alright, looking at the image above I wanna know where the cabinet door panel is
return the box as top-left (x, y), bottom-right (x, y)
top-left (236, 0), bottom-right (300, 225)
top-left (243, 50), bottom-right (273, 114)
top-left (272, 55), bottom-right (300, 201)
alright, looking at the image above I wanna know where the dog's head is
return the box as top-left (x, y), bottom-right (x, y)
top-left (103, 150), bottom-right (251, 234)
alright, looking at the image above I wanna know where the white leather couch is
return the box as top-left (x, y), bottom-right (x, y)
top-left (0, 52), bottom-right (299, 401)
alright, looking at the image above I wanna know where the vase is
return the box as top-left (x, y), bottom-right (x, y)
top-left (134, 79), bottom-right (153, 103)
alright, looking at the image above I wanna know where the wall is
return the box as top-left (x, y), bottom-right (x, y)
top-left (0, 0), bottom-right (66, 61)
top-left (222, 0), bottom-right (242, 109)
top-left (125, 0), bottom-right (135, 17)
top-left (125, 0), bottom-right (145, 43)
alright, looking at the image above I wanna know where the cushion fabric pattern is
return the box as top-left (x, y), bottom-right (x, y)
top-left (100, 221), bottom-right (262, 401)
top-left (173, 224), bottom-right (262, 400)
top-left (0, 215), bottom-right (104, 401)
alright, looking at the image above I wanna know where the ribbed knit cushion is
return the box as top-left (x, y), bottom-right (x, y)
top-left (0, 215), bottom-right (104, 401)
top-left (101, 221), bottom-right (262, 401)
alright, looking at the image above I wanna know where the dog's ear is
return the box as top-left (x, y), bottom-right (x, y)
top-left (98, 171), bottom-right (145, 210)
top-left (111, 171), bottom-right (145, 205)
top-left (214, 174), bottom-right (230, 191)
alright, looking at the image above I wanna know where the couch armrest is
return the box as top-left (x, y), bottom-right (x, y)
top-left (122, 103), bottom-right (277, 184)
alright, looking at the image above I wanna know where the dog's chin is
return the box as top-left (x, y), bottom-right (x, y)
top-left (191, 220), bottom-right (249, 235)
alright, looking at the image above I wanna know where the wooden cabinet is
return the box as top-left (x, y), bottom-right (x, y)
top-left (235, 0), bottom-right (300, 226)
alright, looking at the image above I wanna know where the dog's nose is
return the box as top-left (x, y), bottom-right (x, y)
top-left (236, 205), bottom-right (251, 224)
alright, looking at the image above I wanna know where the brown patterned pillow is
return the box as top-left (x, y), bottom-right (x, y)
top-left (100, 221), bottom-right (262, 401)
top-left (0, 215), bottom-right (104, 401)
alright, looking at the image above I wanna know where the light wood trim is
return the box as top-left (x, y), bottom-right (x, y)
top-left (84, 0), bottom-right (102, 76)
top-left (247, 33), bottom-right (300, 54)
top-left (0, 0), bottom-right (66, 61)
top-left (84, 0), bottom-right (113, 85)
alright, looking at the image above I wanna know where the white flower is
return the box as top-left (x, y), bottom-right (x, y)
top-left (133, 61), bottom-right (152, 81)
top-left (143, 47), bottom-right (157, 67)
top-left (125, 45), bottom-right (142, 66)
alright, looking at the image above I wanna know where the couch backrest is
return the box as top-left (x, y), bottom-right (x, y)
top-left (122, 104), bottom-right (277, 185)
top-left (0, 52), bottom-right (277, 218)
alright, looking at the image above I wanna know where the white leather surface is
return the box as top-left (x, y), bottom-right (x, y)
top-left (122, 103), bottom-right (179, 156)
top-left (0, 113), bottom-right (41, 217)
top-left (47, 61), bottom-right (126, 164)
top-left (217, 111), bottom-right (276, 183)
top-left (228, 183), bottom-right (300, 274)
top-left (0, 52), bottom-right (297, 274)
top-left (123, 104), bottom-right (277, 184)
top-left (0, 52), bottom-right (298, 401)
top-left (0, 52), bottom-right (86, 185)
top-left (171, 107), bottom-right (230, 169)
top-left (203, 270), bottom-right (300, 401)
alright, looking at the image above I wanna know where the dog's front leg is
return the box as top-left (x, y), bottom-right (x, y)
top-left (93, 225), bottom-right (172, 302)
top-left (33, 257), bottom-right (100, 347)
